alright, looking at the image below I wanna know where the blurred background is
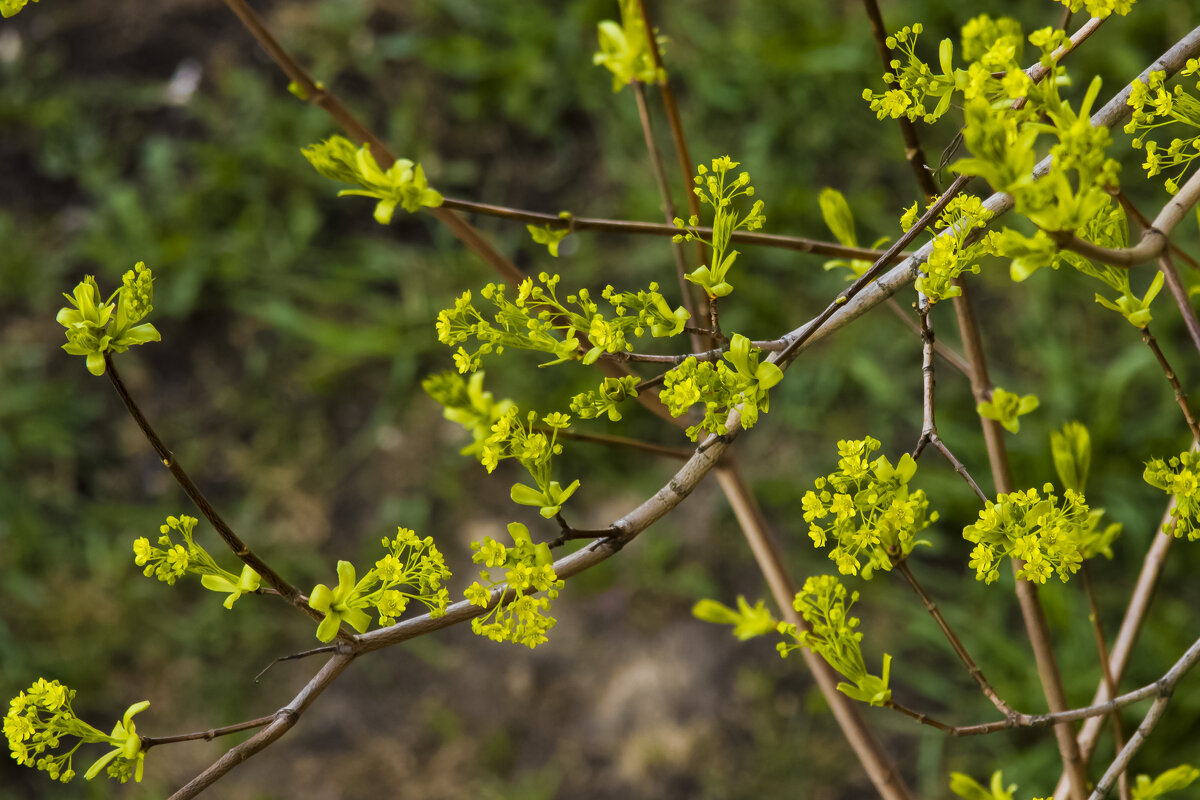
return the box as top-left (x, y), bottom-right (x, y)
top-left (2, 0), bottom-right (1199, 797)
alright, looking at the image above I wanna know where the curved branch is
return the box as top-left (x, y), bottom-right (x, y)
top-left (105, 357), bottom-right (331, 631)
top-left (1051, 167), bottom-right (1200, 267)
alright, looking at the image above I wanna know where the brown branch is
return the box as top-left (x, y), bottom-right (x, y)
top-left (104, 357), bottom-right (333, 633)
top-left (1080, 563), bottom-right (1130, 800)
top-left (1157, 250), bottom-right (1200, 355)
top-left (220, 0), bottom-right (523, 285)
top-left (895, 561), bottom-right (1015, 719)
top-left (439, 197), bottom-right (911, 262)
top-left (168, 653), bottom-right (356, 799)
top-left (631, 79), bottom-right (700, 338)
top-left (1141, 325), bottom-right (1200, 443)
top-left (142, 715), bottom-right (277, 750)
top-left (716, 463), bottom-right (913, 800)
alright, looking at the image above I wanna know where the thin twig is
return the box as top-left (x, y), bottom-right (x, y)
top-left (932, 436), bottom-right (989, 503)
top-left (220, 0), bottom-right (523, 285)
top-left (1080, 562), bottom-right (1130, 800)
top-left (104, 357), bottom-right (332, 632)
top-left (887, 297), bottom-right (973, 377)
top-left (1141, 325), bottom-right (1200, 443)
top-left (168, 653), bottom-right (357, 799)
top-left (439, 197), bottom-right (911, 262)
top-left (886, 634), bottom-right (1200, 739)
top-left (1157, 250), bottom-right (1200, 355)
top-left (254, 645), bottom-right (339, 683)
top-left (536, 426), bottom-right (692, 460)
top-left (631, 79), bottom-right (700, 339)
top-left (895, 561), bottom-right (1016, 719)
top-left (142, 715), bottom-right (277, 750)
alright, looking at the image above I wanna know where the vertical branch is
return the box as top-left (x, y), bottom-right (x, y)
top-left (716, 464), bottom-right (913, 800)
top-left (1080, 563), bottom-right (1131, 800)
top-left (952, 282), bottom-right (1090, 800)
top-left (631, 80), bottom-right (703, 346)
top-left (634, 0), bottom-right (708, 276)
top-left (861, 0), bottom-right (940, 200)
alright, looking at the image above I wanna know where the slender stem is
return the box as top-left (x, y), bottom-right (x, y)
top-left (1080, 563), bottom-right (1130, 800)
top-left (104, 357), bottom-right (332, 632)
top-left (538, 426), bottom-right (692, 460)
top-left (932, 436), bottom-right (989, 503)
top-left (631, 79), bottom-right (700, 339)
top-left (633, 0), bottom-right (708, 318)
top-left (1157, 250), bottom-right (1200, 355)
top-left (219, 0), bottom-right (523, 285)
top-left (1141, 325), bottom-right (1200, 443)
top-left (716, 464), bottom-right (913, 800)
top-left (887, 297), bottom-right (972, 378)
top-left (439, 197), bottom-right (910, 262)
top-left (887, 700), bottom-right (954, 732)
top-left (887, 634), bottom-right (1200, 739)
top-left (253, 646), bottom-right (339, 683)
top-left (895, 561), bottom-right (1016, 719)
top-left (143, 715), bottom-right (277, 750)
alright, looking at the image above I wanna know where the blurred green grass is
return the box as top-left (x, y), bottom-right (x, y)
top-left (2, 0), bottom-right (1200, 797)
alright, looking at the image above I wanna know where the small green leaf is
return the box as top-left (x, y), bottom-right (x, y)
top-left (1050, 422), bottom-right (1091, 492)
